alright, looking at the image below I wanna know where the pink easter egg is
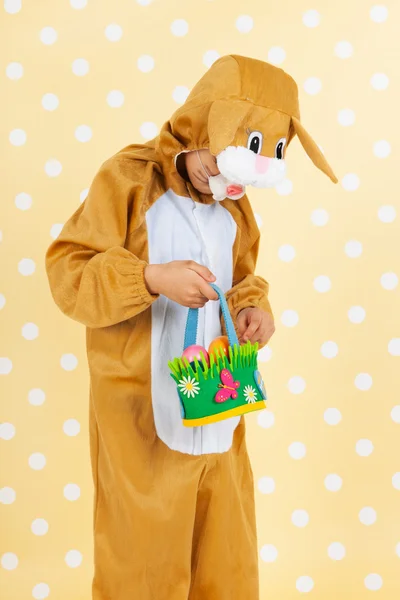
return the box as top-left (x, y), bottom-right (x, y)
top-left (182, 345), bottom-right (210, 366)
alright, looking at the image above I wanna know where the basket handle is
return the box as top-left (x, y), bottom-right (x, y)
top-left (183, 283), bottom-right (239, 351)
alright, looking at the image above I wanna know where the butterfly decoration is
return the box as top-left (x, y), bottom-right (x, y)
top-left (253, 370), bottom-right (267, 400)
top-left (215, 369), bottom-right (241, 403)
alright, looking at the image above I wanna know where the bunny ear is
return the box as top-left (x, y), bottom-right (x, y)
top-left (291, 116), bottom-right (338, 183)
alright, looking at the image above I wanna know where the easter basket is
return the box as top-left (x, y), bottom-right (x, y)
top-left (168, 284), bottom-right (268, 427)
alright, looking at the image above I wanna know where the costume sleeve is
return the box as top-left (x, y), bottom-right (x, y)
top-left (221, 206), bottom-right (274, 344)
top-left (45, 157), bottom-right (158, 329)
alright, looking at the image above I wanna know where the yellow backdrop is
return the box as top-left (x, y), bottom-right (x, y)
top-left (1, 0), bottom-right (400, 598)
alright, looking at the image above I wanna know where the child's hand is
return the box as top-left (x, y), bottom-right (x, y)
top-left (144, 261), bottom-right (219, 308)
top-left (236, 307), bottom-right (275, 346)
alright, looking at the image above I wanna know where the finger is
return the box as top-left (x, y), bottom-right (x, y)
top-left (242, 314), bottom-right (262, 341)
top-left (187, 261), bottom-right (216, 282)
top-left (198, 281), bottom-right (219, 301)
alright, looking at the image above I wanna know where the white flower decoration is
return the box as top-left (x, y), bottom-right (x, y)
top-left (178, 375), bottom-right (200, 398)
top-left (244, 385), bottom-right (257, 404)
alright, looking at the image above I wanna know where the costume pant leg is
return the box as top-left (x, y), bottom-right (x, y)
top-left (90, 393), bottom-right (208, 600)
top-left (188, 419), bottom-right (259, 600)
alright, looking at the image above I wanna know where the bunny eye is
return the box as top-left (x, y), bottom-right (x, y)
top-left (247, 131), bottom-right (263, 154)
top-left (275, 137), bottom-right (287, 160)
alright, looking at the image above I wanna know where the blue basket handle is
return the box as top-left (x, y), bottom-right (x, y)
top-left (183, 283), bottom-right (239, 351)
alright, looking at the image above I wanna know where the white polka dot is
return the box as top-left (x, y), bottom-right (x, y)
top-left (28, 389), bottom-right (46, 406)
top-left (370, 73), bottom-right (389, 90)
top-left (292, 509), bottom-right (309, 527)
top-left (254, 213), bottom-right (263, 228)
top-left (236, 15), bottom-right (253, 33)
top-left (63, 419), bottom-right (80, 436)
top-left (359, 507), bottom-right (377, 525)
top-left (278, 244), bottom-right (296, 262)
top-left (64, 483), bottom-right (81, 501)
top-left (260, 544), bottom-right (278, 562)
top-left (257, 346), bottom-right (272, 362)
top-left (0, 230), bottom-right (3, 242)
top-left (0, 487), bottom-right (16, 504)
top-left (50, 223), bottom-right (63, 239)
top-left (171, 19), bottom-right (189, 37)
top-left (311, 208), bottom-right (329, 226)
top-left (136, 0), bottom-right (153, 4)
top-left (65, 550), bottom-right (83, 568)
top-left (348, 306), bottom-right (366, 324)
top-left (41, 93), bottom-right (59, 111)
top-left (296, 576), bottom-right (314, 593)
top-left (378, 205), bottom-right (396, 223)
top-left (107, 90), bottom-right (125, 108)
top-left (364, 574), bottom-right (383, 591)
top-left (6, 62), bottom-right (24, 80)
top-left (321, 341), bottom-right (338, 358)
top-left (302, 9), bottom-right (320, 27)
top-left (137, 54), bottom-right (155, 73)
top-left (80, 188), bottom-right (89, 203)
top-left (303, 77), bottom-right (322, 95)
top-left (275, 178), bottom-right (293, 195)
top-left (337, 108), bottom-right (355, 126)
top-left (388, 338), bottom-right (400, 356)
top-left (32, 583), bottom-right (50, 599)
top-left (258, 476), bottom-right (276, 494)
top-left (380, 272), bottom-right (398, 290)
top-left (288, 376), bottom-right (306, 395)
top-left (334, 40), bottom-right (353, 59)
top-left (313, 275), bottom-right (331, 293)
top-left (356, 439), bottom-right (374, 457)
top-left (40, 27), bottom-right (58, 45)
top-left (324, 474), bottom-right (342, 492)
top-left (257, 410), bottom-right (275, 428)
top-left (373, 140), bottom-right (391, 158)
top-left (341, 173), bottom-right (360, 191)
top-left (140, 122), bottom-right (158, 140)
top-left (4, 0), bottom-right (21, 14)
top-left (72, 58), bottom-right (89, 76)
top-left (31, 519), bottom-right (49, 536)
top-left (203, 50), bottom-right (220, 68)
top-left (345, 240), bottom-right (363, 258)
top-left (70, 0), bottom-right (87, 9)
top-left (22, 323), bottom-right (39, 341)
top-left (391, 406), bottom-right (400, 423)
top-left (328, 542), bottom-right (346, 560)
top-left (268, 46), bottom-right (286, 65)
top-left (324, 408), bottom-right (342, 426)
top-left (396, 542), bottom-right (400, 557)
top-left (9, 129), bottom-right (26, 146)
top-left (1, 552), bottom-right (18, 570)
top-left (172, 86), bottom-right (190, 104)
top-left (281, 309), bottom-right (299, 327)
top-left (29, 453), bottom-right (46, 470)
top-left (0, 294), bottom-right (5, 310)
top-left (105, 23), bottom-right (122, 42)
top-left (392, 473), bottom-right (400, 490)
top-left (45, 159), bottom-right (62, 177)
top-left (75, 125), bottom-right (92, 143)
top-left (0, 423), bottom-right (15, 441)
top-left (370, 5), bottom-right (388, 23)
top-left (288, 442), bottom-right (306, 460)
top-left (0, 358), bottom-right (13, 375)
top-left (15, 192), bottom-right (32, 210)
top-left (355, 373), bottom-right (373, 391)
top-left (61, 354), bottom-right (78, 371)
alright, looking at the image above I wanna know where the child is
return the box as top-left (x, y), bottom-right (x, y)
top-left (45, 55), bottom-right (336, 600)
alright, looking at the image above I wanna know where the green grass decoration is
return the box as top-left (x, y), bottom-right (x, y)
top-left (168, 340), bottom-right (259, 384)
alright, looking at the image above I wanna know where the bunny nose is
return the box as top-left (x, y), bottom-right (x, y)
top-left (255, 155), bottom-right (270, 174)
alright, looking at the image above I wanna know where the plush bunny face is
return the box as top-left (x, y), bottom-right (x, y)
top-left (157, 55), bottom-right (337, 200)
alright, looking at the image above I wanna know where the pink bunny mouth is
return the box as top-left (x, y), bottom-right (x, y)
top-left (226, 184), bottom-right (244, 196)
